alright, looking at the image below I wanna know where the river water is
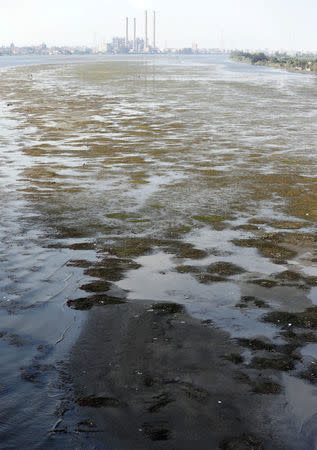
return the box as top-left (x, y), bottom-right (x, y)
top-left (0, 54), bottom-right (316, 448)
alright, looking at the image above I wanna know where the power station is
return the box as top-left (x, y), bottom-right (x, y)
top-left (107, 10), bottom-right (158, 54)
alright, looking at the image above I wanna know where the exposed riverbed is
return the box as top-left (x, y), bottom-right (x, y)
top-left (0, 54), bottom-right (316, 449)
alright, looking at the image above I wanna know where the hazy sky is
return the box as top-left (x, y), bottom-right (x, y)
top-left (1, 0), bottom-right (316, 51)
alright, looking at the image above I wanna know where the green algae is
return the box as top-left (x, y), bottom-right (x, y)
top-left (224, 353), bottom-right (244, 364)
top-left (207, 262), bottom-right (245, 276)
top-left (264, 307), bottom-right (317, 329)
top-left (151, 302), bottom-right (184, 315)
top-left (77, 396), bottom-right (123, 408)
top-left (276, 270), bottom-right (301, 281)
top-left (233, 224), bottom-right (260, 231)
top-left (147, 393), bottom-right (175, 413)
top-left (106, 212), bottom-right (138, 220)
top-left (236, 296), bottom-right (269, 309)
top-left (84, 258), bottom-right (140, 281)
top-left (68, 242), bottom-right (96, 250)
top-left (67, 294), bottom-right (125, 310)
top-left (300, 364), bottom-right (317, 384)
top-left (305, 276), bottom-right (317, 286)
top-left (193, 214), bottom-right (229, 224)
top-left (248, 218), bottom-right (268, 225)
top-left (282, 330), bottom-right (317, 344)
top-left (142, 423), bottom-right (171, 441)
top-left (269, 220), bottom-right (309, 230)
top-left (104, 238), bottom-right (154, 258)
top-left (232, 237), bottom-right (296, 262)
top-left (220, 434), bottom-right (264, 450)
top-left (131, 179), bottom-right (150, 184)
top-left (179, 381), bottom-right (210, 402)
top-left (175, 265), bottom-right (201, 274)
top-left (80, 280), bottom-right (112, 293)
top-left (167, 242), bottom-right (208, 259)
top-left (237, 338), bottom-right (276, 352)
top-left (196, 273), bottom-right (227, 284)
top-left (250, 279), bottom-right (278, 288)
top-left (251, 356), bottom-right (294, 371)
top-left (67, 260), bottom-right (92, 268)
top-left (252, 381), bottom-right (282, 394)
top-left (166, 225), bottom-right (192, 239)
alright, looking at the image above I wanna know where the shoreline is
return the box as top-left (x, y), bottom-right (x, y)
top-left (231, 51), bottom-right (317, 74)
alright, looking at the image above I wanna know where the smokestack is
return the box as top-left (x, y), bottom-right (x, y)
top-left (153, 11), bottom-right (156, 50)
top-left (144, 10), bottom-right (148, 51)
top-left (125, 17), bottom-right (129, 47)
top-left (133, 18), bottom-right (136, 51)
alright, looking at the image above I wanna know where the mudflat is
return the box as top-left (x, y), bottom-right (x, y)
top-left (69, 301), bottom-right (306, 449)
top-left (0, 55), bottom-right (316, 449)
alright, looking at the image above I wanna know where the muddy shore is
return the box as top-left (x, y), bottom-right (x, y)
top-left (68, 301), bottom-right (308, 449)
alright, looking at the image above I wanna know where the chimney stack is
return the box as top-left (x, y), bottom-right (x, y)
top-left (144, 10), bottom-right (148, 51)
top-left (125, 17), bottom-right (129, 47)
top-left (153, 11), bottom-right (156, 50)
top-left (133, 18), bottom-right (136, 51)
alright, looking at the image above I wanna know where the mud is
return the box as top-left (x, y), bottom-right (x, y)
top-left (69, 302), bottom-right (305, 449)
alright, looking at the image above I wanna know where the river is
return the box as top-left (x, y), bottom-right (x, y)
top-left (0, 53), bottom-right (316, 449)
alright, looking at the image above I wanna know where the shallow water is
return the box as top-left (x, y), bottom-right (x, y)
top-left (0, 53), bottom-right (317, 448)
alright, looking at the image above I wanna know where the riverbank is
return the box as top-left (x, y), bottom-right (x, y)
top-left (231, 51), bottom-right (317, 73)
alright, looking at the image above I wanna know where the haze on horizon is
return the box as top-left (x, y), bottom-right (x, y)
top-left (0, 0), bottom-right (316, 52)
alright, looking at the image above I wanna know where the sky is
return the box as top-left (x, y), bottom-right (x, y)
top-left (0, 0), bottom-right (316, 51)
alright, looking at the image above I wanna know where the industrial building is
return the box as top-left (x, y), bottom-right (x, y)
top-left (106, 10), bottom-right (158, 54)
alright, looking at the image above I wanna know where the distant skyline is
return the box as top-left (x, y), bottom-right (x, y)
top-left (1, 0), bottom-right (316, 51)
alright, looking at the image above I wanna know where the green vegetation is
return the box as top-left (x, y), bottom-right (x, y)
top-left (231, 51), bottom-right (317, 73)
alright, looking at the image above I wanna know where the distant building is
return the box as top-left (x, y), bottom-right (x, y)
top-left (106, 11), bottom-right (158, 54)
top-left (192, 42), bottom-right (198, 53)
